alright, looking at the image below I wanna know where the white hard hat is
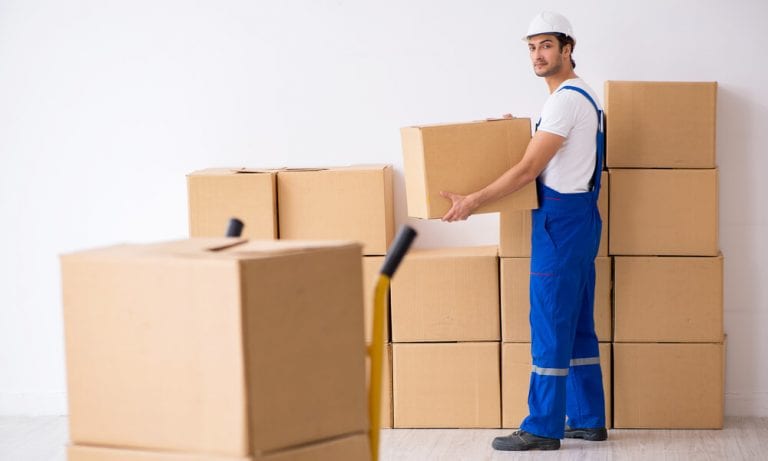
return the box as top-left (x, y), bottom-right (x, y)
top-left (524, 11), bottom-right (575, 41)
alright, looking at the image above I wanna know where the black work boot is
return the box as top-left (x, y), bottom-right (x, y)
top-left (564, 425), bottom-right (608, 441)
top-left (491, 430), bottom-right (561, 451)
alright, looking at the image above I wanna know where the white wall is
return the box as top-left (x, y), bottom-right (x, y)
top-left (1, 0), bottom-right (765, 416)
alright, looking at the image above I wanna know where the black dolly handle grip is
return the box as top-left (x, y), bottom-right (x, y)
top-left (226, 217), bottom-right (244, 237)
top-left (381, 225), bottom-right (417, 277)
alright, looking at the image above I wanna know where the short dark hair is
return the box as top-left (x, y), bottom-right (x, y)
top-left (554, 33), bottom-right (576, 69)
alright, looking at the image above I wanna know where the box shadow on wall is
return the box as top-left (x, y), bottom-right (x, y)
top-left (718, 85), bottom-right (761, 412)
top-left (391, 167), bottom-right (500, 249)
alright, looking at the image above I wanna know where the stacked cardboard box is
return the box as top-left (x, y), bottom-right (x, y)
top-left (61, 239), bottom-right (372, 460)
top-left (606, 81), bottom-right (725, 429)
top-left (188, 165), bottom-right (396, 428)
top-left (390, 247), bottom-right (502, 428)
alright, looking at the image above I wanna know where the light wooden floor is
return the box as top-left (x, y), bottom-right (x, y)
top-left (2, 416), bottom-right (767, 460)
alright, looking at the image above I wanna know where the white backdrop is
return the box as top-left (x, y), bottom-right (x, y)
top-left (1, 0), bottom-right (766, 416)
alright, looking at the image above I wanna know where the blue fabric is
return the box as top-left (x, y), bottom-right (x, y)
top-left (519, 86), bottom-right (606, 439)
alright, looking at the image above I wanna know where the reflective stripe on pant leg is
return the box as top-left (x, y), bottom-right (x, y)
top-left (566, 259), bottom-right (606, 429)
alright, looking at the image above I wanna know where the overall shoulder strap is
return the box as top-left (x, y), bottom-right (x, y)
top-left (557, 85), bottom-right (604, 193)
top-left (558, 85), bottom-right (603, 132)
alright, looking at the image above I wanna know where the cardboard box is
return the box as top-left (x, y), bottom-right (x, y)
top-left (62, 239), bottom-right (367, 456)
top-left (605, 81), bottom-right (717, 168)
top-left (277, 165), bottom-right (394, 255)
top-left (393, 342), bottom-right (500, 428)
top-left (366, 344), bottom-right (393, 428)
top-left (390, 247), bottom-right (499, 342)
top-left (187, 169), bottom-right (277, 239)
top-left (609, 169), bottom-right (718, 256)
top-left (67, 433), bottom-right (370, 461)
top-left (501, 343), bottom-right (611, 428)
top-left (500, 172), bottom-right (608, 257)
top-left (500, 256), bottom-right (612, 342)
top-left (614, 255), bottom-right (723, 342)
top-left (362, 256), bottom-right (388, 344)
top-left (614, 342), bottom-right (724, 428)
top-left (401, 119), bottom-right (538, 219)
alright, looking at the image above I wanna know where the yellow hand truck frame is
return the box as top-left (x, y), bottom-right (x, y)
top-left (368, 225), bottom-right (417, 461)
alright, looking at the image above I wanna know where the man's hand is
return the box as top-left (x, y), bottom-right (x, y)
top-left (440, 191), bottom-right (479, 222)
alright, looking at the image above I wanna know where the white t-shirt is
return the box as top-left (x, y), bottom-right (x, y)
top-left (536, 78), bottom-right (601, 193)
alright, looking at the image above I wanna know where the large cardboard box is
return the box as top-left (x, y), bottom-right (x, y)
top-left (609, 169), bottom-right (718, 256)
top-left (366, 344), bottom-right (393, 428)
top-left (401, 119), bottom-right (538, 219)
top-left (67, 433), bottom-right (370, 461)
top-left (501, 343), bottom-right (611, 428)
top-left (390, 247), bottom-right (499, 342)
top-left (62, 239), bottom-right (367, 457)
top-left (500, 172), bottom-right (608, 257)
top-left (362, 256), bottom-right (388, 344)
top-left (393, 342), bottom-right (500, 428)
top-left (187, 169), bottom-right (277, 239)
top-left (501, 256), bottom-right (612, 342)
top-left (614, 255), bottom-right (723, 342)
top-left (605, 81), bottom-right (717, 168)
top-left (277, 165), bottom-right (394, 255)
top-left (614, 342), bottom-right (724, 428)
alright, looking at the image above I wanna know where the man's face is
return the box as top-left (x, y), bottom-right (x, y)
top-left (528, 34), bottom-right (565, 77)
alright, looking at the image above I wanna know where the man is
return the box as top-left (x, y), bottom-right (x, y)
top-left (440, 11), bottom-right (607, 451)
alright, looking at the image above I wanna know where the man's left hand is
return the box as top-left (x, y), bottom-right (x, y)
top-left (440, 191), bottom-right (479, 222)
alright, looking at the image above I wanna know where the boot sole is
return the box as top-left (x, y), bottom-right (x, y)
top-left (564, 429), bottom-right (607, 441)
top-left (492, 440), bottom-right (560, 451)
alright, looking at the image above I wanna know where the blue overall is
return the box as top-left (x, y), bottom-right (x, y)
top-left (519, 85), bottom-right (606, 439)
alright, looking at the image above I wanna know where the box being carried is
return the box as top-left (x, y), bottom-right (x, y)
top-left (61, 238), bottom-right (368, 458)
top-left (401, 118), bottom-right (538, 219)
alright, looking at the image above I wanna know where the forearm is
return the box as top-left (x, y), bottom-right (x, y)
top-left (468, 163), bottom-right (538, 209)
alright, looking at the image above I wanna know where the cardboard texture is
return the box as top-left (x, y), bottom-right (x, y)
top-left (501, 343), bottom-right (611, 428)
top-left (613, 342), bottom-right (724, 429)
top-left (277, 165), bottom-right (394, 255)
top-left (366, 344), bottom-right (393, 428)
top-left (500, 172), bottom-right (608, 257)
top-left (62, 239), bottom-right (367, 456)
top-left (609, 169), bottom-right (719, 256)
top-left (605, 81), bottom-right (717, 168)
top-left (500, 256), bottom-right (612, 342)
top-left (393, 342), bottom-right (501, 428)
top-left (187, 169), bottom-right (277, 239)
top-left (390, 246), bottom-right (500, 342)
top-left (67, 433), bottom-right (370, 461)
top-left (614, 255), bottom-right (723, 342)
top-left (362, 256), bottom-right (388, 344)
top-left (401, 119), bottom-right (538, 219)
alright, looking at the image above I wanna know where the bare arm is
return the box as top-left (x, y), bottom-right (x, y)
top-left (441, 130), bottom-right (565, 222)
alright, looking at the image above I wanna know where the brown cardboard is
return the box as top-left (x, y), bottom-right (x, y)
top-left (500, 256), bottom-right (611, 342)
top-left (614, 255), bottom-right (723, 342)
top-left (500, 172), bottom-right (608, 257)
top-left (67, 433), bottom-right (369, 461)
top-left (62, 239), bottom-right (367, 456)
top-left (501, 343), bottom-right (611, 428)
top-left (613, 342), bottom-right (724, 429)
top-left (609, 169), bottom-right (719, 256)
top-left (390, 247), bottom-right (499, 342)
top-left (67, 445), bottom-right (250, 461)
top-left (362, 256), bottom-right (387, 344)
top-left (366, 344), bottom-right (393, 429)
top-left (277, 165), bottom-right (394, 255)
top-left (605, 81), bottom-right (717, 168)
top-left (187, 169), bottom-right (277, 239)
top-left (393, 342), bottom-right (500, 428)
top-left (401, 119), bottom-right (538, 219)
